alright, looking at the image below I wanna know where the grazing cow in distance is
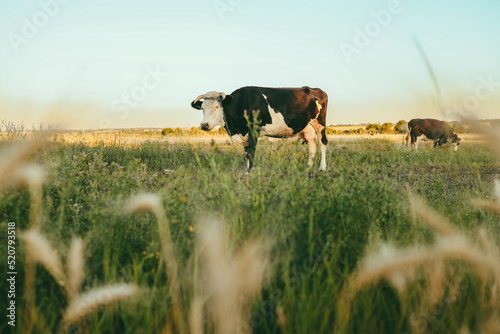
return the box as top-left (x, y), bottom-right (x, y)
top-left (406, 118), bottom-right (461, 151)
top-left (191, 86), bottom-right (328, 171)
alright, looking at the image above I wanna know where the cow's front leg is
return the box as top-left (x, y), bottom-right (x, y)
top-left (244, 131), bottom-right (259, 171)
top-left (244, 146), bottom-right (256, 170)
top-left (318, 129), bottom-right (328, 171)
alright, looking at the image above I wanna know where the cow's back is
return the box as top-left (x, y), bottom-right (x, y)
top-left (237, 86), bottom-right (327, 134)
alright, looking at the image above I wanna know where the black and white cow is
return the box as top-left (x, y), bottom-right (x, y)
top-left (191, 86), bottom-right (328, 170)
top-left (406, 118), bottom-right (461, 151)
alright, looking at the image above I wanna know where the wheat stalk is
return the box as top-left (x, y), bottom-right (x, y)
top-left (125, 193), bottom-right (162, 214)
top-left (15, 163), bottom-right (46, 334)
top-left (67, 238), bottom-right (85, 300)
top-left (351, 244), bottom-right (431, 293)
top-left (0, 138), bottom-right (46, 192)
top-left (125, 193), bottom-right (185, 333)
top-left (410, 195), bottom-right (456, 236)
top-left (22, 229), bottom-right (66, 287)
top-left (472, 200), bottom-right (500, 215)
top-left (61, 283), bottom-right (139, 330)
top-left (435, 236), bottom-right (500, 287)
top-left (14, 164), bottom-right (45, 229)
top-left (189, 297), bottom-right (205, 334)
top-left (427, 260), bottom-right (446, 306)
top-left (196, 219), bottom-right (269, 334)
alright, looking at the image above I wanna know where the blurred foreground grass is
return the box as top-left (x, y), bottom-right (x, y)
top-left (0, 135), bottom-right (499, 333)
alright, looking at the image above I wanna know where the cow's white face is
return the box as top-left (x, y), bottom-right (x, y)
top-left (451, 135), bottom-right (461, 151)
top-left (191, 91), bottom-right (230, 131)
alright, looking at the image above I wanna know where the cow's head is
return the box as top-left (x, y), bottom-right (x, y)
top-left (191, 91), bottom-right (232, 131)
top-left (451, 134), bottom-right (462, 151)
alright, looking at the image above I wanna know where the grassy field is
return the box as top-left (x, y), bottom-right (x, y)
top-left (1, 132), bottom-right (500, 333)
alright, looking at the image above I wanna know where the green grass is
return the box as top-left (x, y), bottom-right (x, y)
top-left (1, 138), bottom-right (499, 333)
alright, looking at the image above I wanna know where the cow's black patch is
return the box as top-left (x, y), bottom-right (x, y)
top-left (191, 100), bottom-right (202, 110)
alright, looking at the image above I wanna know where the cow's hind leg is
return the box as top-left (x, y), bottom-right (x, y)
top-left (307, 138), bottom-right (317, 168)
top-left (301, 124), bottom-right (318, 168)
top-left (319, 128), bottom-right (327, 171)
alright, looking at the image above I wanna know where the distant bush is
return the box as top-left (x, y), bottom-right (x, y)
top-left (394, 120), bottom-right (408, 133)
top-left (161, 128), bottom-right (173, 136)
top-left (188, 127), bottom-right (202, 136)
top-left (366, 124), bottom-right (382, 134)
top-left (325, 127), bottom-right (365, 135)
top-left (354, 127), bottom-right (364, 134)
top-left (172, 128), bottom-right (183, 135)
top-left (325, 127), bottom-right (337, 135)
top-left (381, 122), bottom-right (395, 134)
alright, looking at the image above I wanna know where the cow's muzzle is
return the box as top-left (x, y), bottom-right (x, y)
top-left (200, 123), bottom-right (210, 131)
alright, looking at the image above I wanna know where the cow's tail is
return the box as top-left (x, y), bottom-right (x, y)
top-left (307, 99), bottom-right (325, 136)
top-left (405, 121), bottom-right (412, 147)
top-left (314, 100), bottom-right (322, 119)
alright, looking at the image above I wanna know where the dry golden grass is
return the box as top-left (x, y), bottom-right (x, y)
top-left (338, 163), bottom-right (500, 333)
top-left (0, 137), bottom-right (141, 333)
top-left (42, 128), bottom-right (487, 148)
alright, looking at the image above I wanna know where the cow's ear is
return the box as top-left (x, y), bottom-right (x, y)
top-left (222, 95), bottom-right (232, 107)
top-left (191, 100), bottom-right (203, 110)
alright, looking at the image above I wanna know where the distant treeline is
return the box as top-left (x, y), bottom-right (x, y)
top-left (325, 120), bottom-right (496, 135)
top-left (158, 120), bottom-right (498, 137)
top-left (161, 127), bottom-right (227, 136)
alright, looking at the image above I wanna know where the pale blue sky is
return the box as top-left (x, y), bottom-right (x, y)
top-left (0, 0), bottom-right (499, 129)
